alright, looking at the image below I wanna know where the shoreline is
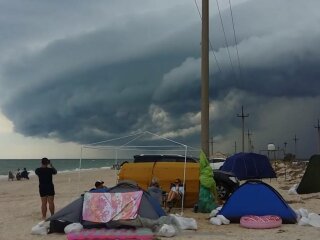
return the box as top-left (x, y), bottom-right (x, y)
top-left (0, 166), bottom-right (113, 181)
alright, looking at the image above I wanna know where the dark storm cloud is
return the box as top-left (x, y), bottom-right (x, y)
top-left (0, 1), bottom-right (199, 143)
top-left (1, 0), bottom-right (320, 157)
top-left (155, 0), bottom-right (320, 105)
top-left (151, 0), bottom-right (320, 156)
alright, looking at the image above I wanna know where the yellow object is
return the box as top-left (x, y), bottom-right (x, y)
top-left (118, 162), bottom-right (199, 207)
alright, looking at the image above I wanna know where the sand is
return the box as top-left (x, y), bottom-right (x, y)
top-left (0, 164), bottom-right (319, 240)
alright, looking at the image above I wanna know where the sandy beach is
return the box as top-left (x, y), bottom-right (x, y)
top-left (0, 165), bottom-right (319, 240)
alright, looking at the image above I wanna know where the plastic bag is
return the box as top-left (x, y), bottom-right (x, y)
top-left (170, 214), bottom-right (197, 230)
top-left (294, 209), bottom-right (301, 221)
top-left (288, 184), bottom-right (298, 195)
top-left (216, 215), bottom-right (230, 225)
top-left (209, 215), bottom-right (230, 225)
top-left (209, 209), bottom-right (219, 218)
top-left (31, 221), bottom-right (49, 235)
top-left (209, 217), bottom-right (222, 225)
top-left (298, 216), bottom-right (310, 226)
top-left (64, 223), bottom-right (83, 234)
top-left (298, 208), bottom-right (309, 218)
top-left (308, 213), bottom-right (320, 228)
top-left (157, 224), bottom-right (176, 237)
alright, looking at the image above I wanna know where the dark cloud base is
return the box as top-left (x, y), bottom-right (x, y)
top-left (1, 0), bottom-right (320, 158)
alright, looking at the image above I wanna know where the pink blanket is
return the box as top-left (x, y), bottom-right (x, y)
top-left (67, 228), bottom-right (154, 240)
top-left (82, 191), bottom-right (143, 223)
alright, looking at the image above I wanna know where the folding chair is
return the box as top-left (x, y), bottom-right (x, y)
top-left (166, 182), bottom-right (185, 212)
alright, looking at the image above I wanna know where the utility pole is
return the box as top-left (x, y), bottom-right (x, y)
top-left (247, 129), bottom-right (252, 152)
top-left (283, 141), bottom-right (287, 155)
top-left (293, 134), bottom-right (299, 159)
top-left (250, 133), bottom-right (254, 152)
top-left (234, 141), bottom-right (237, 154)
top-left (237, 106), bottom-right (249, 152)
top-left (201, 0), bottom-right (209, 157)
top-left (209, 136), bottom-right (214, 158)
top-left (277, 145), bottom-right (280, 160)
top-left (251, 134), bottom-right (254, 152)
top-left (314, 119), bottom-right (320, 153)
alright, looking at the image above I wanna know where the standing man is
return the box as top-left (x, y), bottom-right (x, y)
top-left (35, 157), bottom-right (57, 220)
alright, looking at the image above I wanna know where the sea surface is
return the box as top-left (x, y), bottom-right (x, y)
top-left (0, 158), bottom-right (131, 180)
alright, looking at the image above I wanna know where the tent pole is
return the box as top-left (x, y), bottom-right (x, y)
top-left (78, 146), bottom-right (83, 195)
top-left (181, 146), bottom-right (187, 216)
top-left (115, 149), bottom-right (118, 183)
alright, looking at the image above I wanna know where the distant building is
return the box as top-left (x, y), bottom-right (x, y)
top-left (211, 151), bottom-right (228, 160)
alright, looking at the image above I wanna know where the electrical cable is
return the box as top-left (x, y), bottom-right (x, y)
top-left (215, 0), bottom-right (236, 76)
top-left (194, 0), bottom-right (222, 73)
top-left (228, 0), bottom-right (242, 77)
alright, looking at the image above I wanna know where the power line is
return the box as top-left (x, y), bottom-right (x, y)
top-left (228, 0), bottom-right (242, 77)
top-left (194, 0), bottom-right (222, 73)
top-left (215, 0), bottom-right (236, 76)
top-left (194, 0), bottom-right (244, 81)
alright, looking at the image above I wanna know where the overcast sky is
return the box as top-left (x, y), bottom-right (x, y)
top-left (0, 0), bottom-right (319, 159)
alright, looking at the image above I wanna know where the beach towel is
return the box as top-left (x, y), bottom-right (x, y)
top-left (82, 191), bottom-right (143, 223)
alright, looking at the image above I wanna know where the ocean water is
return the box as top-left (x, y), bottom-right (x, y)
top-left (0, 158), bottom-right (130, 180)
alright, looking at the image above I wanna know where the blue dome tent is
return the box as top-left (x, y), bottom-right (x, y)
top-left (221, 152), bottom-right (276, 180)
top-left (219, 180), bottom-right (297, 223)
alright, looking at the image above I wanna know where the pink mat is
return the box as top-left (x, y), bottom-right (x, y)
top-left (240, 215), bottom-right (282, 229)
top-left (66, 228), bottom-right (154, 240)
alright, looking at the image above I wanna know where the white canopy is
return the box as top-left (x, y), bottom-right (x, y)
top-left (79, 131), bottom-right (199, 214)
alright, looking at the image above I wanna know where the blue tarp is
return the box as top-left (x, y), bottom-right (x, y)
top-left (221, 152), bottom-right (276, 180)
top-left (219, 180), bottom-right (297, 223)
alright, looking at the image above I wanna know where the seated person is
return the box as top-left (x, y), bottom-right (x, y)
top-left (89, 180), bottom-right (108, 192)
top-left (147, 177), bottom-right (163, 205)
top-left (95, 180), bottom-right (105, 189)
top-left (21, 168), bottom-right (29, 179)
top-left (166, 178), bottom-right (184, 210)
top-left (8, 171), bottom-right (15, 181)
top-left (16, 169), bottom-right (21, 181)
